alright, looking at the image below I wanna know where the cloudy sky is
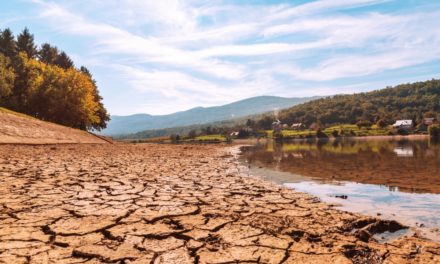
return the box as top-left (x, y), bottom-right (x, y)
top-left (1, 0), bottom-right (440, 115)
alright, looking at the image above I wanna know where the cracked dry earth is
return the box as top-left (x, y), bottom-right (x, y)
top-left (0, 144), bottom-right (439, 264)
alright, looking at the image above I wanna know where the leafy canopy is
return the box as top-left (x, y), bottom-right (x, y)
top-left (0, 27), bottom-right (109, 131)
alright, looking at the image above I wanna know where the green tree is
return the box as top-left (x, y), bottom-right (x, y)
top-left (38, 43), bottom-right (59, 65)
top-left (376, 118), bottom-right (388, 128)
top-left (55, 51), bottom-right (74, 69)
top-left (316, 128), bottom-right (328, 138)
top-left (424, 111), bottom-right (437, 118)
top-left (187, 129), bottom-right (197, 139)
top-left (268, 79), bottom-right (440, 129)
top-left (257, 115), bottom-right (273, 130)
top-left (8, 52), bottom-right (43, 112)
top-left (16, 28), bottom-right (37, 59)
top-left (170, 134), bottom-right (180, 143)
top-left (0, 28), bottom-right (17, 59)
top-left (0, 28), bottom-right (109, 131)
top-left (246, 118), bottom-right (256, 128)
top-left (429, 125), bottom-right (440, 140)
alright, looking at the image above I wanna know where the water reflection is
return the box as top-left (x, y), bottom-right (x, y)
top-left (240, 138), bottom-right (440, 241)
top-left (242, 139), bottom-right (440, 194)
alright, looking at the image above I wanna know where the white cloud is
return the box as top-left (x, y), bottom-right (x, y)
top-left (287, 48), bottom-right (440, 81)
top-left (266, 0), bottom-right (389, 21)
top-left (271, 11), bottom-right (440, 81)
top-left (24, 0), bottom-right (440, 115)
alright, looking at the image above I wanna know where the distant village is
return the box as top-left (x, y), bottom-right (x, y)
top-left (228, 116), bottom-right (440, 140)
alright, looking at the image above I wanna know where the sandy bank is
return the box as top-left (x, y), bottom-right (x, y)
top-left (0, 143), bottom-right (438, 263)
top-left (0, 109), bottom-right (109, 144)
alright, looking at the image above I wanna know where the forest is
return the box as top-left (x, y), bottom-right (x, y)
top-left (117, 79), bottom-right (440, 140)
top-left (256, 79), bottom-right (440, 130)
top-left (0, 28), bottom-right (109, 131)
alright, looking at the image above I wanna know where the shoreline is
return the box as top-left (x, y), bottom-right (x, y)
top-left (0, 143), bottom-right (439, 263)
top-left (233, 134), bottom-right (430, 145)
top-left (237, 149), bottom-right (440, 242)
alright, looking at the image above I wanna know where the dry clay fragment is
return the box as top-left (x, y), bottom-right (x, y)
top-left (50, 216), bottom-right (116, 235)
top-left (72, 243), bottom-right (144, 263)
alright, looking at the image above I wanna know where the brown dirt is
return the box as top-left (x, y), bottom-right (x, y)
top-left (0, 109), bottom-right (109, 144)
top-left (0, 143), bottom-right (439, 263)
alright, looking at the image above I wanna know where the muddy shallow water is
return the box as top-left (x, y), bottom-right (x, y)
top-left (239, 138), bottom-right (440, 241)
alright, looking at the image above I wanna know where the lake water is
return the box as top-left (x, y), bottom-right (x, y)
top-left (239, 138), bottom-right (440, 242)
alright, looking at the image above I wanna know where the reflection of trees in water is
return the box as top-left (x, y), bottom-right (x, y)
top-left (242, 140), bottom-right (440, 194)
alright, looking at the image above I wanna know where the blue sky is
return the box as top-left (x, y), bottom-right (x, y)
top-left (1, 0), bottom-right (440, 115)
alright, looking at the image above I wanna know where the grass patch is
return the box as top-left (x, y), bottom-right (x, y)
top-left (265, 124), bottom-right (393, 139)
top-left (194, 134), bottom-right (227, 142)
top-left (323, 124), bottom-right (391, 137)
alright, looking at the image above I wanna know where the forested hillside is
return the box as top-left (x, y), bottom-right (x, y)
top-left (255, 79), bottom-right (440, 129)
top-left (104, 96), bottom-right (319, 135)
top-left (0, 28), bottom-right (109, 130)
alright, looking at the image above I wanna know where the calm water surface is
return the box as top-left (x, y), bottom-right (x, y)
top-left (240, 138), bottom-right (440, 241)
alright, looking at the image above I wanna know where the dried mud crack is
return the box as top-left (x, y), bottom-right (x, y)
top-left (0, 143), bottom-right (439, 264)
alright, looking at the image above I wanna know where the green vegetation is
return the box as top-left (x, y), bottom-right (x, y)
top-left (264, 124), bottom-right (392, 139)
top-left (323, 124), bottom-right (391, 137)
top-left (429, 125), bottom-right (440, 140)
top-left (278, 130), bottom-right (316, 138)
top-left (117, 80), bottom-right (440, 142)
top-left (128, 134), bottom-right (229, 144)
top-left (0, 27), bottom-right (109, 130)
top-left (255, 79), bottom-right (440, 129)
top-left (194, 134), bottom-right (227, 142)
top-left (103, 96), bottom-right (320, 135)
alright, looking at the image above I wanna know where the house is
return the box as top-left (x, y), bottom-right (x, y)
top-left (230, 131), bottom-right (239, 137)
top-left (392, 120), bottom-right (413, 130)
top-left (272, 119), bottom-right (282, 133)
top-left (423, 118), bottom-right (438, 126)
top-left (291, 123), bottom-right (305, 130)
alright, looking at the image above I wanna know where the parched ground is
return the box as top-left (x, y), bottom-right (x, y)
top-left (0, 108), bottom-right (108, 144)
top-left (0, 144), bottom-right (439, 264)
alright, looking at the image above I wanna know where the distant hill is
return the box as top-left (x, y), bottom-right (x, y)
top-left (0, 108), bottom-right (109, 144)
top-left (269, 79), bottom-right (440, 128)
top-left (102, 96), bottom-right (320, 135)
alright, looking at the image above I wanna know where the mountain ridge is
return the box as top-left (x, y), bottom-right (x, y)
top-left (102, 95), bottom-right (320, 135)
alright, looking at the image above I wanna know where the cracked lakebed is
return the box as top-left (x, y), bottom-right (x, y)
top-left (0, 143), bottom-right (439, 263)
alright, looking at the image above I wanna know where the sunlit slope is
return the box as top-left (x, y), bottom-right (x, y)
top-left (103, 96), bottom-right (320, 135)
top-left (276, 79), bottom-right (440, 125)
top-left (0, 107), bottom-right (109, 144)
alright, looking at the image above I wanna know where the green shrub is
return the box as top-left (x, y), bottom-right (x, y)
top-left (170, 134), bottom-right (180, 143)
top-left (356, 120), bottom-right (372, 128)
top-left (273, 130), bottom-right (283, 139)
top-left (429, 124), bottom-right (440, 139)
top-left (376, 118), bottom-right (388, 128)
top-left (397, 128), bottom-right (409, 135)
top-left (316, 129), bottom-right (328, 138)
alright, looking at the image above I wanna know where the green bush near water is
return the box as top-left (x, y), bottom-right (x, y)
top-left (429, 125), bottom-right (440, 140)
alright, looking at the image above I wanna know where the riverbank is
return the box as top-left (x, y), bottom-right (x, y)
top-left (0, 108), bottom-right (109, 144)
top-left (0, 143), bottom-right (439, 263)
